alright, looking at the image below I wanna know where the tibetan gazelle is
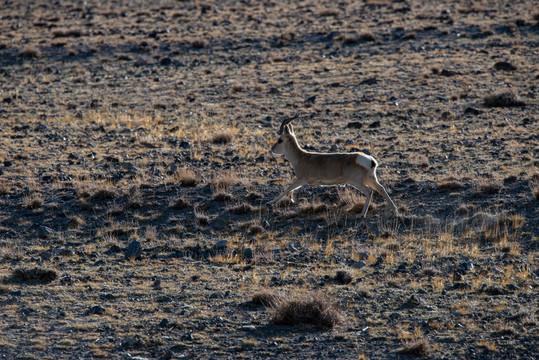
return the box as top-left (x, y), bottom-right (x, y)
top-left (269, 113), bottom-right (398, 217)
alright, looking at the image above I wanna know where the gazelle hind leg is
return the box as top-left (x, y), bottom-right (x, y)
top-left (364, 174), bottom-right (398, 215)
top-left (347, 180), bottom-right (374, 218)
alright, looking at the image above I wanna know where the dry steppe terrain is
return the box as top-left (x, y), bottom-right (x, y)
top-left (0, 0), bottom-right (538, 359)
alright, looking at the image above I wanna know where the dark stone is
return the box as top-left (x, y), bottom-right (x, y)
top-left (100, 293), bottom-right (115, 301)
top-left (359, 77), bottom-right (377, 85)
top-left (179, 140), bottom-right (191, 149)
top-left (215, 240), bottom-right (228, 251)
top-left (464, 106), bottom-right (483, 115)
top-left (104, 245), bottom-right (122, 255)
top-left (347, 121), bottom-right (363, 129)
top-left (493, 61), bottom-right (517, 71)
top-left (243, 248), bottom-right (253, 260)
top-left (369, 121), bottom-right (381, 128)
top-left (440, 69), bottom-right (458, 76)
top-left (86, 305), bottom-right (106, 315)
top-left (125, 240), bottom-right (142, 260)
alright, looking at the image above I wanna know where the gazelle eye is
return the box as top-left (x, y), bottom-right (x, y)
top-left (277, 139), bottom-right (283, 143)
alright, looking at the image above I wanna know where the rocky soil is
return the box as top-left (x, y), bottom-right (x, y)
top-left (0, 0), bottom-right (538, 359)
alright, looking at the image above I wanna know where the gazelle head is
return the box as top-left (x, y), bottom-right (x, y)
top-left (271, 113), bottom-right (300, 155)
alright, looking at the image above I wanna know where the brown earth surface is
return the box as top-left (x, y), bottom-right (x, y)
top-left (0, 0), bottom-right (538, 359)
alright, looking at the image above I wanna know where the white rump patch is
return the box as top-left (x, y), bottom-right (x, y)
top-left (356, 153), bottom-right (376, 170)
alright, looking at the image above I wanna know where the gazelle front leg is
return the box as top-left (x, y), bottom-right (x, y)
top-left (269, 178), bottom-right (306, 205)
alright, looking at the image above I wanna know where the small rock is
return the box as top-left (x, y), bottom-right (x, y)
top-left (458, 262), bottom-right (474, 275)
top-left (440, 69), bottom-right (458, 77)
top-left (352, 261), bottom-right (366, 269)
top-left (125, 240), bottom-right (142, 260)
top-left (104, 245), bottom-right (122, 255)
top-left (505, 283), bottom-right (518, 291)
top-left (359, 77), bottom-right (377, 85)
top-left (243, 248), bottom-right (253, 260)
top-left (179, 140), bottom-right (191, 149)
top-left (347, 121), bottom-right (363, 129)
top-left (215, 240), bottom-right (228, 251)
top-left (464, 106), bottom-right (483, 115)
top-left (368, 121), bottom-right (381, 128)
top-left (86, 305), bottom-right (106, 315)
top-left (358, 252), bottom-right (369, 260)
top-left (100, 293), bottom-right (115, 301)
top-left (493, 61), bottom-right (517, 71)
top-left (304, 95), bottom-right (317, 104)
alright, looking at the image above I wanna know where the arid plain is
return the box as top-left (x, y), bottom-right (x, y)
top-left (0, 0), bottom-right (538, 359)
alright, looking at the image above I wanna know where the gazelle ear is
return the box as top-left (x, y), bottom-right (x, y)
top-left (287, 123), bottom-right (294, 134)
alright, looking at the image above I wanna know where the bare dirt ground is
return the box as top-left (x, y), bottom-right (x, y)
top-left (0, 0), bottom-right (538, 359)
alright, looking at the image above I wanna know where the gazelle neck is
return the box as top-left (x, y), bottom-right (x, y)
top-left (285, 135), bottom-right (305, 168)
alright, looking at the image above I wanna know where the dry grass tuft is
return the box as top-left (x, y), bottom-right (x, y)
top-left (212, 191), bottom-right (234, 202)
top-left (319, 9), bottom-right (340, 17)
top-left (52, 28), bottom-right (83, 38)
top-left (483, 91), bottom-right (526, 107)
top-left (438, 180), bottom-right (464, 192)
top-left (396, 338), bottom-right (432, 357)
top-left (212, 171), bottom-right (242, 189)
top-left (7, 267), bottom-right (57, 284)
top-left (170, 196), bottom-right (191, 210)
top-left (24, 194), bottom-right (44, 209)
top-left (228, 203), bottom-right (258, 215)
top-left (334, 270), bottom-right (354, 285)
top-left (191, 38), bottom-right (207, 49)
top-left (299, 198), bottom-right (328, 214)
top-left (90, 189), bottom-right (117, 201)
top-left (19, 47), bottom-right (41, 58)
top-left (174, 169), bottom-right (200, 187)
top-left (474, 181), bottom-right (502, 196)
top-left (0, 179), bottom-right (9, 195)
top-left (271, 294), bottom-right (341, 329)
top-left (359, 31), bottom-right (379, 42)
top-left (531, 181), bottom-right (539, 201)
top-left (195, 209), bottom-right (210, 225)
top-left (211, 130), bottom-right (235, 144)
top-left (251, 291), bottom-right (283, 308)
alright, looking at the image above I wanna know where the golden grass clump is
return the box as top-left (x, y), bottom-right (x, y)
top-left (483, 90), bottom-right (526, 107)
top-left (396, 338), bottom-right (432, 357)
top-left (271, 294), bottom-right (341, 329)
top-left (52, 28), bottom-right (83, 38)
top-left (19, 47), bottom-right (41, 58)
top-left (211, 130), bottom-right (235, 144)
top-left (7, 267), bottom-right (57, 284)
top-left (174, 169), bottom-right (200, 187)
top-left (251, 292), bottom-right (283, 308)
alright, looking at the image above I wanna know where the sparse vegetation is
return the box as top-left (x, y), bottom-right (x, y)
top-left (0, 0), bottom-right (536, 359)
top-left (483, 90), bottom-right (526, 107)
top-left (271, 294), bottom-right (341, 329)
top-left (7, 267), bottom-right (57, 284)
top-left (173, 168), bottom-right (200, 187)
